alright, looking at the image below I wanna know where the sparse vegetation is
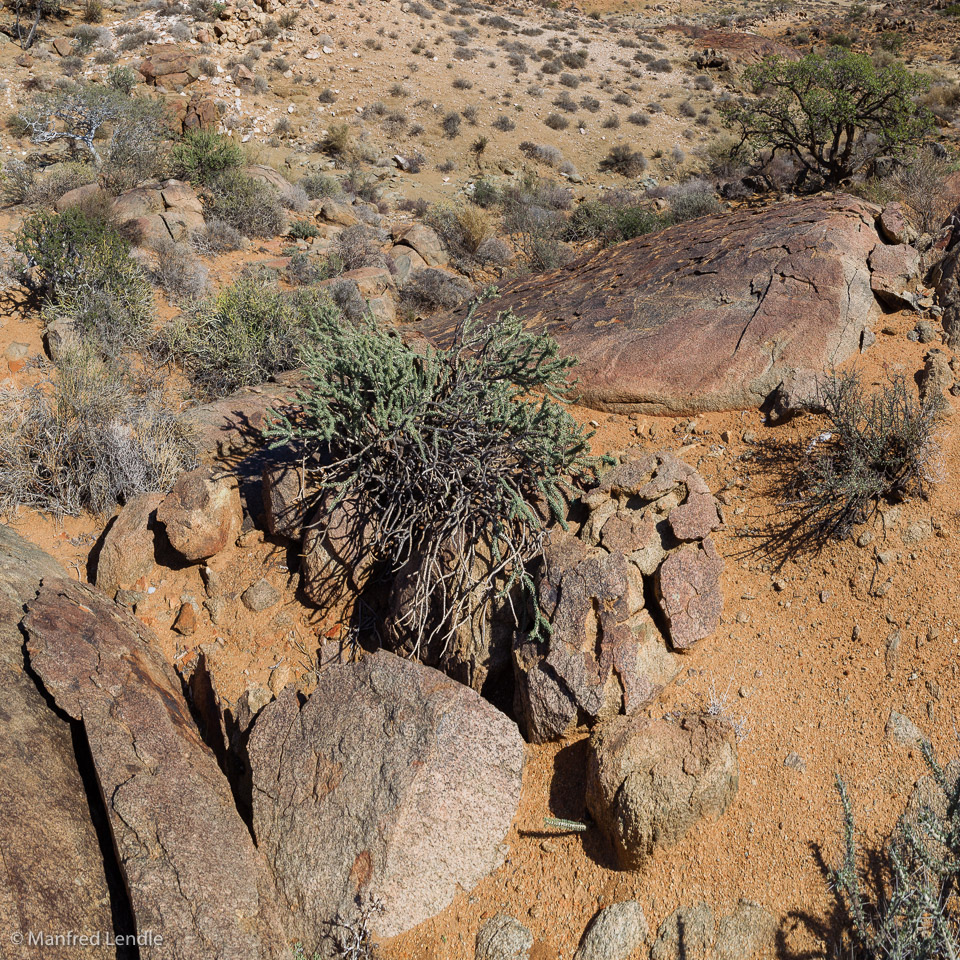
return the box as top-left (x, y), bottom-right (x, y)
top-left (0, 350), bottom-right (197, 518)
top-left (170, 129), bottom-right (244, 185)
top-left (831, 748), bottom-right (960, 960)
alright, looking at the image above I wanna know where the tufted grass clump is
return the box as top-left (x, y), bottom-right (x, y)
top-left (0, 350), bottom-right (197, 518)
top-left (265, 293), bottom-right (596, 655)
top-left (169, 129), bottom-right (244, 185)
top-left (831, 746), bottom-right (960, 959)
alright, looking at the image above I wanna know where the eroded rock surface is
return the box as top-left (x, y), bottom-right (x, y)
top-left (514, 453), bottom-right (722, 742)
top-left (23, 578), bottom-right (290, 960)
top-left (0, 528), bottom-right (116, 959)
top-left (419, 196), bottom-right (914, 414)
top-left (247, 651), bottom-right (524, 953)
top-left (585, 712), bottom-right (739, 869)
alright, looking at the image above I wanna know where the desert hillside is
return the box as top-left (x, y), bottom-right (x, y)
top-left (2, 0), bottom-right (960, 957)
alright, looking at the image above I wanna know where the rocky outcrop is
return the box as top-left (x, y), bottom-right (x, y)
top-left (23, 578), bottom-right (291, 960)
top-left (112, 178), bottom-right (205, 249)
top-left (247, 651), bottom-right (524, 953)
top-left (138, 44), bottom-right (202, 88)
top-left (514, 453), bottom-right (722, 743)
top-left (585, 713), bottom-right (739, 869)
top-left (157, 465), bottom-right (242, 561)
top-left (0, 528), bottom-right (117, 958)
top-left (419, 196), bottom-right (916, 414)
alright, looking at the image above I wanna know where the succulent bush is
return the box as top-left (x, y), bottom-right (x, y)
top-left (265, 294), bottom-right (595, 655)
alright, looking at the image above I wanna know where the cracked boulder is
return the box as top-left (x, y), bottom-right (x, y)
top-left (585, 712), bottom-right (739, 869)
top-left (22, 579), bottom-right (291, 960)
top-left (0, 529), bottom-right (116, 958)
top-left (247, 651), bottom-right (524, 956)
top-left (417, 195), bottom-right (908, 414)
top-left (513, 453), bottom-right (721, 743)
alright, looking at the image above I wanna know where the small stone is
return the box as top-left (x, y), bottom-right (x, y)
top-left (784, 752), bottom-right (805, 772)
top-left (713, 902), bottom-right (776, 960)
top-left (741, 430), bottom-right (757, 443)
top-left (650, 903), bottom-right (714, 960)
top-left (856, 530), bottom-right (873, 547)
top-left (241, 578), bottom-right (280, 612)
top-left (819, 590), bottom-right (830, 603)
top-left (915, 320), bottom-right (938, 344)
top-left (475, 915), bottom-right (533, 960)
top-left (268, 662), bottom-right (292, 696)
top-left (204, 595), bottom-right (231, 625)
top-left (4, 342), bottom-right (29, 361)
top-left (574, 901), bottom-right (648, 960)
top-left (173, 602), bottom-right (198, 636)
top-left (886, 710), bottom-right (928, 748)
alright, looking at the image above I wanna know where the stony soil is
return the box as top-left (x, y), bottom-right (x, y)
top-left (3, 0), bottom-right (960, 956)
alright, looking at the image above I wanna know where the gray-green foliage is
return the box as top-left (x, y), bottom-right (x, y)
top-left (794, 370), bottom-right (943, 543)
top-left (204, 168), bottom-right (287, 237)
top-left (0, 349), bottom-right (197, 518)
top-left (163, 274), bottom-right (338, 398)
top-left (832, 747), bottom-right (960, 959)
top-left (265, 291), bottom-right (597, 654)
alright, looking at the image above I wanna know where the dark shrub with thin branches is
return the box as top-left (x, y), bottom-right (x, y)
top-left (265, 295), bottom-right (595, 656)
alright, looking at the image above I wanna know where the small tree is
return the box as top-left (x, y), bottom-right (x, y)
top-left (12, 0), bottom-right (61, 50)
top-left (17, 85), bottom-right (170, 171)
top-left (721, 48), bottom-right (935, 184)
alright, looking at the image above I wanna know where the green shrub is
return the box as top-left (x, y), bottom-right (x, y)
top-left (721, 48), bottom-right (935, 184)
top-left (831, 747), bottom-right (960, 959)
top-left (15, 206), bottom-right (124, 295)
top-left (106, 65), bottom-right (138, 95)
top-left (170, 129), bottom-right (244, 185)
top-left (265, 295), bottom-right (596, 652)
top-left (288, 219), bottom-right (320, 239)
top-left (163, 274), bottom-right (338, 397)
top-left (299, 172), bottom-right (343, 200)
top-left (599, 144), bottom-right (647, 176)
top-left (566, 198), bottom-right (664, 245)
top-left (204, 169), bottom-right (287, 237)
top-left (0, 350), bottom-right (197, 518)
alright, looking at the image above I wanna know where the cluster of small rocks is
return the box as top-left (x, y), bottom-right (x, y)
top-left (476, 898), bottom-right (775, 960)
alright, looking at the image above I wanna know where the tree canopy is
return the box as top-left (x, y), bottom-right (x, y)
top-left (720, 48), bottom-right (936, 184)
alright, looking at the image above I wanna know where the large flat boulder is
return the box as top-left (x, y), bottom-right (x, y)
top-left (0, 527), bottom-right (117, 958)
top-left (247, 651), bottom-right (524, 954)
top-left (23, 579), bottom-right (291, 960)
top-left (418, 196), bottom-right (907, 414)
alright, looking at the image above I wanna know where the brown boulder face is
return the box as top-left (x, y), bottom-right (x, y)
top-left (585, 713), bottom-right (739, 869)
top-left (244, 163), bottom-right (292, 193)
top-left (23, 579), bottom-right (291, 960)
top-left (515, 535), bottom-right (677, 744)
top-left (54, 181), bottom-right (102, 212)
top-left (112, 185), bottom-right (165, 221)
top-left (247, 651), bottom-right (524, 953)
top-left (878, 202), bottom-right (917, 246)
top-left (157, 466), bottom-right (242, 561)
top-left (656, 538), bottom-right (724, 650)
top-left (0, 529), bottom-right (116, 957)
top-left (392, 223), bottom-right (447, 266)
top-left (418, 196), bottom-right (888, 414)
top-left (95, 492), bottom-right (162, 596)
top-left (139, 44), bottom-right (201, 85)
top-left (868, 242), bottom-right (922, 309)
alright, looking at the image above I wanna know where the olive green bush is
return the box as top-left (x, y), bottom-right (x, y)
top-left (162, 274), bottom-right (338, 397)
